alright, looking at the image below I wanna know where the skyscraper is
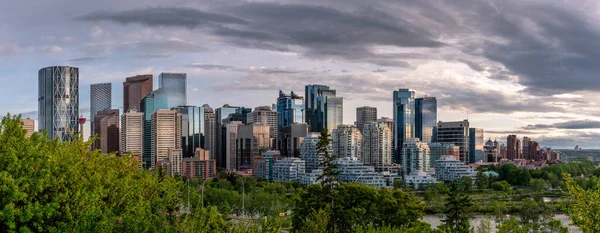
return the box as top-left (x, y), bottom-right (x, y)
top-left (356, 106), bottom-right (377, 132)
top-left (151, 109), bottom-right (182, 169)
top-left (469, 128), bottom-right (484, 163)
top-left (38, 66), bottom-right (79, 140)
top-left (415, 97), bottom-right (437, 143)
top-left (402, 138), bottom-right (430, 175)
top-left (141, 93), bottom-right (155, 169)
top-left (93, 109), bottom-right (120, 154)
top-left (362, 122), bottom-right (393, 168)
top-left (248, 106), bottom-right (279, 149)
top-left (237, 123), bottom-right (271, 169)
top-left (393, 89), bottom-right (415, 164)
top-left (215, 105), bottom-right (252, 168)
top-left (332, 125), bottom-right (363, 159)
top-left (121, 109), bottom-right (144, 166)
top-left (225, 121), bottom-right (243, 171)
top-left (277, 90), bottom-right (304, 151)
top-left (304, 84), bottom-right (343, 132)
top-left (158, 73), bottom-right (187, 109)
top-left (90, 83), bottom-right (112, 136)
top-left (437, 120), bottom-right (470, 163)
top-left (522, 136), bottom-right (531, 160)
top-left (507, 135), bottom-right (521, 160)
top-left (123, 75), bottom-right (152, 112)
top-left (21, 118), bottom-right (35, 137)
top-left (281, 123), bottom-right (308, 157)
top-left (174, 105), bottom-right (216, 158)
top-left (300, 132), bottom-right (325, 173)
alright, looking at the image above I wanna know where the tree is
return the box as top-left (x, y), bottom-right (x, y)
top-left (440, 181), bottom-right (474, 232)
top-left (315, 128), bottom-right (339, 232)
top-left (476, 171), bottom-right (489, 190)
top-left (530, 178), bottom-right (548, 192)
top-left (491, 180), bottom-right (511, 192)
top-left (564, 173), bottom-right (600, 232)
top-left (492, 200), bottom-right (508, 223)
top-left (459, 176), bottom-right (473, 193)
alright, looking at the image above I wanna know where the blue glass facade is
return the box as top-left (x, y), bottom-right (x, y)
top-left (277, 90), bottom-right (304, 147)
top-left (305, 84), bottom-right (342, 132)
top-left (415, 97), bottom-right (437, 144)
top-left (175, 105), bottom-right (216, 158)
top-left (90, 83), bottom-right (112, 136)
top-left (158, 73), bottom-right (186, 109)
top-left (140, 93), bottom-right (155, 169)
top-left (393, 89), bottom-right (415, 164)
top-left (215, 105), bottom-right (252, 168)
top-left (38, 66), bottom-right (79, 141)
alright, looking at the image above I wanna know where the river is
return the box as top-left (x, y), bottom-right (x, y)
top-left (423, 214), bottom-right (581, 232)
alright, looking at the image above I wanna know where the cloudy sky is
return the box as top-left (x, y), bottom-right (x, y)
top-left (2, 0), bottom-right (600, 148)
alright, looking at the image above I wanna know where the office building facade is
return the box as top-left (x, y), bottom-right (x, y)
top-left (507, 135), bottom-right (521, 160)
top-left (174, 105), bottom-right (216, 158)
top-left (332, 125), bottom-right (363, 159)
top-left (362, 122), bottom-right (393, 168)
top-left (158, 73), bottom-right (187, 109)
top-left (277, 90), bottom-right (304, 150)
top-left (415, 97), bottom-right (437, 143)
top-left (247, 106), bottom-right (278, 149)
top-left (428, 143), bottom-right (460, 168)
top-left (151, 110), bottom-right (182, 169)
top-left (225, 121), bottom-right (243, 171)
top-left (437, 120), bottom-right (470, 163)
top-left (90, 83), bottom-right (112, 136)
top-left (393, 89), bottom-right (415, 164)
top-left (356, 106), bottom-right (377, 132)
top-left (93, 109), bottom-right (120, 154)
top-left (469, 128), bottom-right (484, 163)
top-left (281, 123), bottom-right (308, 157)
top-left (38, 66), bottom-right (79, 140)
top-left (121, 109), bottom-right (144, 166)
top-left (237, 123), bottom-right (271, 169)
top-left (215, 105), bottom-right (252, 169)
top-left (305, 84), bottom-right (343, 132)
top-left (182, 148), bottom-right (217, 180)
top-left (123, 75), bottom-right (152, 112)
top-left (21, 118), bottom-right (35, 137)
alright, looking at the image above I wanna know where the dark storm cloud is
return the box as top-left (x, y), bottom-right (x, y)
top-left (77, 7), bottom-right (248, 28)
top-left (524, 120), bottom-right (600, 130)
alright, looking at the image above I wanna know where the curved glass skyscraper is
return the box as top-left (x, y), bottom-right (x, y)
top-left (38, 66), bottom-right (79, 140)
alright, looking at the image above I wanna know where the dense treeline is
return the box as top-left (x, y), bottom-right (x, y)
top-left (1, 114), bottom-right (599, 232)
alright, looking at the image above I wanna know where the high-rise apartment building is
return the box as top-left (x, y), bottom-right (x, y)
top-left (281, 123), bottom-right (308, 157)
top-left (123, 75), bottom-right (152, 112)
top-left (182, 148), bottom-right (217, 180)
top-left (215, 105), bottom-right (252, 169)
top-left (21, 118), bottom-right (35, 137)
top-left (38, 66), bottom-right (79, 140)
top-left (253, 150), bottom-right (283, 182)
top-left (415, 97), bottom-right (437, 143)
top-left (332, 125), bottom-right (362, 159)
top-left (304, 84), bottom-right (343, 132)
top-left (277, 90), bottom-right (304, 149)
top-left (158, 73), bottom-right (187, 109)
top-left (428, 143), bottom-right (460, 168)
top-left (248, 106), bottom-right (278, 150)
top-left (151, 110), bottom-right (182, 169)
top-left (93, 109), bottom-right (120, 154)
top-left (225, 121), bottom-right (243, 171)
top-left (90, 83), bottom-right (112, 136)
top-left (362, 122), bottom-right (393, 168)
top-left (393, 89), bottom-right (415, 164)
top-left (507, 135), bottom-right (521, 160)
top-left (402, 138), bottom-right (430, 175)
top-left (469, 128), bottom-right (484, 163)
top-left (237, 123), bottom-right (271, 169)
top-left (121, 109), bottom-right (144, 166)
top-left (272, 157), bottom-right (306, 183)
top-left (300, 132), bottom-right (324, 172)
top-left (522, 137), bottom-right (531, 160)
top-left (377, 117), bottom-right (394, 137)
top-left (356, 106), bottom-right (377, 132)
top-left (174, 105), bottom-right (216, 158)
top-left (437, 120), bottom-right (470, 163)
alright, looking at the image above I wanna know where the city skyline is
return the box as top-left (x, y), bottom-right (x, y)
top-left (3, 0), bottom-right (600, 148)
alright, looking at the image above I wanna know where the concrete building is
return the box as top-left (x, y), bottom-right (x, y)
top-left (121, 109), bottom-right (144, 166)
top-left (123, 75), bottom-right (152, 112)
top-left (305, 84), bottom-right (343, 132)
top-left (415, 97), bottom-right (437, 144)
top-left (281, 123), bottom-right (308, 157)
top-left (151, 110), bottom-right (182, 169)
top-left (90, 83), bottom-right (111, 136)
top-left (237, 123), bottom-right (271, 169)
top-left (277, 90), bottom-right (304, 151)
top-left (38, 66), bottom-right (79, 140)
top-left (158, 73), bottom-right (187, 109)
top-left (437, 120), bottom-right (470, 163)
top-left (469, 128), bottom-right (484, 163)
top-left (522, 137), bottom-right (531, 160)
top-left (507, 135), bottom-right (521, 160)
top-left (93, 109), bottom-right (120, 154)
top-left (362, 122), bottom-right (393, 168)
top-left (334, 157), bottom-right (387, 188)
top-left (435, 155), bottom-right (477, 182)
top-left (332, 125), bottom-right (362, 159)
top-left (377, 117), bottom-right (394, 137)
top-left (484, 139), bottom-right (501, 163)
top-left (356, 106), bottom-right (377, 132)
top-left (21, 118), bottom-right (35, 137)
top-left (273, 157), bottom-right (306, 183)
top-left (393, 89), bottom-right (415, 164)
top-left (300, 132), bottom-right (324, 172)
top-left (428, 143), bottom-right (460, 168)
top-left (253, 150), bottom-right (283, 182)
top-left (402, 138), bottom-right (430, 175)
top-left (182, 148), bottom-right (217, 180)
top-left (247, 106), bottom-right (279, 150)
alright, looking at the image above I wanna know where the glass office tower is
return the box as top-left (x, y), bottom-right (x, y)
top-left (277, 90), bottom-right (304, 152)
top-left (90, 83), bottom-right (112, 136)
top-left (305, 84), bottom-right (343, 132)
top-left (38, 66), bottom-right (79, 141)
top-left (469, 128), bottom-right (484, 163)
top-left (393, 89), bottom-right (415, 164)
top-left (415, 97), bottom-right (437, 144)
top-left (158, 73), bottom-right (187, 109)
top-left (174, 105), bottom-right (216, 158)
top-left (215, 105), bottom-right (252, 168)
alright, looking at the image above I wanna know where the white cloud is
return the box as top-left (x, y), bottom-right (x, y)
top-left (40, 45), bottom-right (63, 53)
